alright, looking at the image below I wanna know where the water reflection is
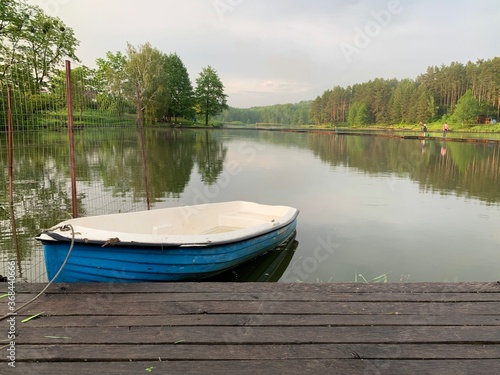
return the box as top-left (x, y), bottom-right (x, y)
top-left (301, 133), bottom-right (499, 204)
top-left (1, 129), bottom-right (499, 282)
top-left (204, 232), bottom-right (298, 282)
top-left (7, 202), bottom-right (23, 280)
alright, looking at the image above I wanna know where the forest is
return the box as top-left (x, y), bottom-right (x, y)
top-left (216, 101), bottom-right (311, 126)
top-left (219, 58), bottom-right (500, 127)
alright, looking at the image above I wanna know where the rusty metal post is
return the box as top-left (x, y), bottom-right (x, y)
top-left (7, 86), bottom-right (23, 277)
top-left (136, 83), bottom-right (151, 210)
top-left (7, 86), bottom-right (14, 205)
top-left (66, 60), bottom-right (78, 218)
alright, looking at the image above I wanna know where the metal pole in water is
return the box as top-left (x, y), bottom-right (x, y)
top-left (7, 86), bottom-right (23, 278)
top-left (66, 60), bottom-right (78, 218)
top-left (7, 86), bottom-right (13, 204)
top-left (136, 82), bottom-right (151, 210)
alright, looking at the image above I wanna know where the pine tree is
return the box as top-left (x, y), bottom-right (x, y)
top-left (165, 53), bottom-right (194, 122)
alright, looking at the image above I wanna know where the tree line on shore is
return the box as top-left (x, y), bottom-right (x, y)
top-left (1, 0), bottom-right (228, 127)
top-left (219, 58), bottom-right (500, 127)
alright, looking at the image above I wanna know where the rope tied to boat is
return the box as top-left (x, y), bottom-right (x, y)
top-left (0, 224), bottom-right (76, 321)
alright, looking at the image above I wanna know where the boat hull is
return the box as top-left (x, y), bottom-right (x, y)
top-left (43, 219), bottom-right (297, 282)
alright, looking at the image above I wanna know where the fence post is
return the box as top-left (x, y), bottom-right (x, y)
top-left (7, 86), bottom-right (23, 277)
top-left (66, 60), bottom-right (78, 218)
top-left (7, 86), bottom-right (14, 205)
top-left (136, 83), bottom-right (151, 210)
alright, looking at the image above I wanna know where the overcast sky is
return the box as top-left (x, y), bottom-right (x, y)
top-left (27, 0), bottom-right (499, 108)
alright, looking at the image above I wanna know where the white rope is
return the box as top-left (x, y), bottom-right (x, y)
top-left (0, 224), bottom-right (76, 321)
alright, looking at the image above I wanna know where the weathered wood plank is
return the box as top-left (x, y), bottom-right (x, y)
top-left (3, 282), bottom-right (500, 374)
top-left (9, 326), bottom-right (500, 344)
top-left (5, 359), bottom-right (500, 375)
top-left (7, 281), bottom-right (500, 294)
top-left (11, 343), bottom-right (500, 361)
top-left (5, 291), bottom-right (500, 304)
top-left (9, 299), bottom-right (500, 316)
top-left (13, 314), bottom-right (500, 328)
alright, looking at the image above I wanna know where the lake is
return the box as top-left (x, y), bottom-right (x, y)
top-left (1, 128), bottom-right (499, 283)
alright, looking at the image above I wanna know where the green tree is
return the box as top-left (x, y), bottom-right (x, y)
top-left (50, 65), bottom-right (97, 122)
top-left (388, 79), bottom-right (417, 123)
top-left (165, 53), bottom-right (194, 122)
top-left (124, 42), bottom-right (168, 124)
top-left (0, 0), bottom-right (25, 81)
top-left (414, 84), bottom-right (436, 123)
top-left (0, 0), bottom-right (79, 91)
top-left (95, 51), bottom-right (131, 118)
top-left (370, 78), bottom-right (396, 124)
top-left (451, 89), bottom-right (480, 124)
top-left (194, 66), bottom-right (228, 126)
top-left (20, 8), bottom-right (79, 91)
top-left (348, 101), bottom-right (372, 126)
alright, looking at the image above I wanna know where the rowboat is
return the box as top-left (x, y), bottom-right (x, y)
top-left (36, 201), bottom-right (299, 282)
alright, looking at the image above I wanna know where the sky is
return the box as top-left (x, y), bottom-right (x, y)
top-left (27, 0), bottom-right (500, 108)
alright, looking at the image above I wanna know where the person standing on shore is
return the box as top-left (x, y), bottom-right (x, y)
top-left (419, 122), bottom-right (428, 135)
top-left (443, 122), bottom-right (449, 137)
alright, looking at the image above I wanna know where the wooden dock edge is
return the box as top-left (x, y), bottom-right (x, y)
top-left (2, 282), bottom-right (500, 374)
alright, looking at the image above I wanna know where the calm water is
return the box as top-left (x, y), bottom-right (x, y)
top-left (1, 128), bottom-right (499, 283)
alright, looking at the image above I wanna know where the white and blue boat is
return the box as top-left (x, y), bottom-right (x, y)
top-left (36, 201), bottom-right (299, 282)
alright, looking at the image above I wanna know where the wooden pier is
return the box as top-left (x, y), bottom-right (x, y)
top-left (2, 282), bottom-right (500, 374)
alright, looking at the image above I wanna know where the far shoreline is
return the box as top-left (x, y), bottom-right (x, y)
top-left (160, 123), bottom-right (500, 143)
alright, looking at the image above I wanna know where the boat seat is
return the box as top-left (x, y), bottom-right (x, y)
top-left (152, 224), bottom-right (173, 234)
top-left (201, 226), bottom-right (241, 235)
top-left (218, 212), bottom-right (277, 228)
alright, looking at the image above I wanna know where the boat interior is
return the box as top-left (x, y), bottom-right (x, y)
top-left (60, 201), bottom-right (291, 236)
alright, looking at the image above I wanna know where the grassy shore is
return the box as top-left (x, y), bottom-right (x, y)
top-left (228, 122), bottom-right (500, 134)
top-left (366, 121), bottom-right (500, 133)
top-left (24, 111), bottom-right (500, 134)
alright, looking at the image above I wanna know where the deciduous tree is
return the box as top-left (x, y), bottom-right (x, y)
top-left (124, 42), bottom-right (168, 124)
top-left (95, 51), bottom-right (130, 118)
top-left (451, 89), bottom-right (480, 125)
top-left (194, 66), bottom-right (228, 126)
top-left (1, 0), bottom-right (79, 91)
